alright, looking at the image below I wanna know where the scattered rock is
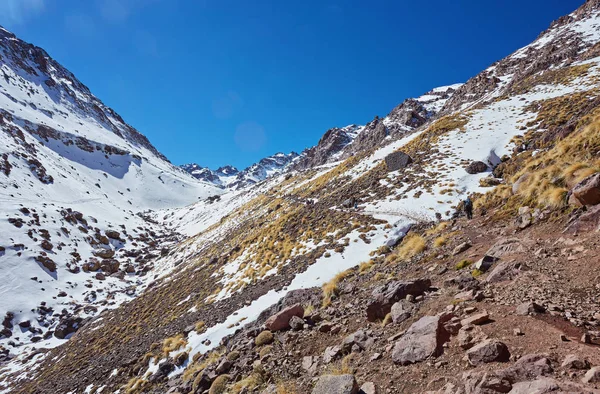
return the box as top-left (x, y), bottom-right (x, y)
top-left (474, 255), bottom-right (498, 273)
top-left (289, 315), bottom-right (304, 331)
top-left (452, 242), bottom-right (471, 256)
top-left (458, 325), bottom-right (488, 350)
top-left (360, 382), bottom-right (377, 394)
top-left (322, 346), bottom-right (342, 364)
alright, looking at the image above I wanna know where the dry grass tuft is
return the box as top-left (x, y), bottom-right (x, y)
top-left (322, 270), bottom-right (350, 307)
top-left (395, 233), bottom-right (427, 261)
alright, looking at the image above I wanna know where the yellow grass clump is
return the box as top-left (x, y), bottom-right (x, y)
top-left (395, 233), bottom-right (427, 261)
top-left (321, 270), bottom-right (350, 307)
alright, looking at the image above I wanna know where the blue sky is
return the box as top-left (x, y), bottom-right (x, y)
top-left (1, 0), bottom-right (582, 170)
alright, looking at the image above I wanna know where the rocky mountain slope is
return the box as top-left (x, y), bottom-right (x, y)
top-left (3, 1), bottom-right (600, 394)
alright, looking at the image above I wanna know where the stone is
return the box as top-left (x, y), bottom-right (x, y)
top-left (466, 339), bottom-right (510, 366)
top-left (105, 230), bottom-right (121, 240)
top-left (366, 279), bottom-right (431, 322)
top-left (322, 345), bottom-right (342, 364)
top-left (318, 322), bottom-right (333, 333)
top-left (458, 325), bottom-right (487, 350)
top-left (289, 315), bottom-right (304, 331)
top-left (485, 238), bottom-right (525, 258)
top-left (390, 300), bottom-right (415, 324)
top-left (392, 315), bottom-right (451, 365)
top-left (498, 354), bottom-right (553, 382)
top-left (311, 374), bottom-right (359, 394)
top-left (302, 356), bottom-right (318, 376)
top-left (264, 304), bottom-right (304, 331)
top-left (564, 204), bottom-right (600, 234)
top-left (93, 248), bottom-right (115, 259)
top-left (510, 378), bottom-right (559, 394)
top-left (384, 151), bottom-right (413, 172)
top-left (485, 261), bottom-right (523, 283)
top-left (466, 161), bottom-right (488, 174)
top-left (460, 311), bottom-right (490, 326)
top-left (562, 354), bottom-right (590, 370)
top-left (360, 382), bottom-right (377, 394)
top-left (342, 330), bottom-right (373, 353)
top-left (452, 242), bottom-right (471, 256)
top-left (474, 255), bottom-right (498, 272)
top-left (582, 366), bottom-right (600, 383)
top-left (516, 302), bottom-right (545, 316)
top-left (572, 173), bottom-right (600, 206)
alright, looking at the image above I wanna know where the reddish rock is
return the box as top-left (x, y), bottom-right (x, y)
top-left (572, 173), bottom-right (600, 206)
top-left (564, 205), bottom-right (600, 234)
top-left (264, 304), bottom-right (304, 331)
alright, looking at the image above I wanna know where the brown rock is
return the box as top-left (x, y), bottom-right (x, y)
top-left (460, 311), bottom-right (490, 326)
top-left (392, 315), bottom-right (451, 365)
top-left (466, 339), bottom-right (510, 366)
top-left (264, 304), bottom-right (304, 331)
top-left (466, 161), bottom-right (488, 174)
top-left (366, 279), bottom-right (431, 322)
top-left (582, 366), bottom-right (600, 383)
top-left (572, 173), bottom-right (600, 206)
top-left (312, 374), bottom-right (358, 394)
top-left (562, 354), bottom-right (590, 370)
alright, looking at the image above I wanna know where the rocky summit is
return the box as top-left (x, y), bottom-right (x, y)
top-left (3, 1), bottom-right (600, 394)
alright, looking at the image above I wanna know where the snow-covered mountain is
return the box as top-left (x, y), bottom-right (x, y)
top-left (0, 25), bottom-right (222, 358)
top-left (182, 152), bottom-right (298, 189)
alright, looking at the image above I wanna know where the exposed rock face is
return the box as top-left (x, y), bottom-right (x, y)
top-left (392, 315), bottom-right (451, 365)
top-left (366, 279), bottom-right (431, 322)
top-left (572, 173), bottom-right (600, 206)
top-left (292, 125), bottom-right (361, 171)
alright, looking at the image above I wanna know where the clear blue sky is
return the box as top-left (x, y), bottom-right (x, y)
top-left (1, 0), bottom-right (583, 169)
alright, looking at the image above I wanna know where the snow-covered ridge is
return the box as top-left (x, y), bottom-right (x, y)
top-left (181, 151), bottom-right (298, 189)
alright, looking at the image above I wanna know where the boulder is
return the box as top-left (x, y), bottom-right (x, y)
top-left (466, 161), bottom-right (488, 174)
top-left (392, 315), bottom-right (451, 365)
top-left (312, 374), bottom-right (359, 394)
top-left (497, 354), bottom-right (553, 382)
top-left (452, 242), bottom-right (471, 256)
top-left (341, 330), bottom-right (373, 353)
top-left (390, 300), bottom-right (415, 324)
top-left (289, 315), bottom-right (304, 331)
top-left (264, 304), bottom-right (304, 331)
top-left (322, 345), bottom-right (342, 364)
top-left (510, 378), bottom-right (559, 394)
top-left (516, 302), bottom-right (545, 316)
top-left (93, 248), bottom-right (115, 259)
top-left (460, 311), bottom-right (490, 326)
top-left (583, 366), bottom-right (600, 383)
top-left (564, 204), bottom-right (600, 234)
top-left (466, 339), bottom-right (510, 366)
top-left (105, 230), bottom-right (121, 240)
top-left (384, 151), bottom-right (413, 172)
top-left (366, 279), bottom-right (431, 322)
top-left (572, 173), bottom-right (600, 206)
top-left (485, 261), bottom-right (523, 283)
top-left (485, 238), bottom-right (525, 258)
top-left (474, 255), bottom-right (498, 273)
top-left (562, 354), bottom-right (590, 370)
top-left (360, 382), bottom-right (377, 394)
top-left (458, 325), bottom-right (488, 350)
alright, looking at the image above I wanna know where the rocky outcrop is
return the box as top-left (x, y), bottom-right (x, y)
top-left (572, 173), bottom-right (600, 206)
top-left (312, 374), bottom-right (359, 394)
top-left (366, 279), bottom-right (431, 321)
